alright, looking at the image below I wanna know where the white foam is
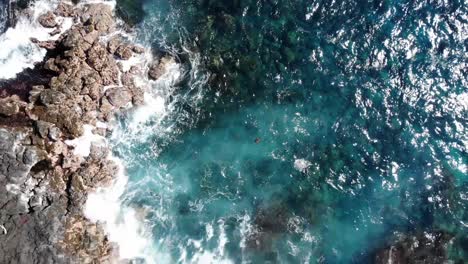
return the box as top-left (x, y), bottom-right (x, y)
top-left (206, 223), bottom-right (214, 241)
top-left (119, 52), bottom-right (147, 72)
top-left (85, 155), bottom-right (161, 263)
top-left (96, 121), bottom-right (108, 129)
top-left (191, 252), bottom-right (233, 264)
top-left (0, 0), bottom-right (73, 80)
top-left (156, 60), bottom-right (182, 84)
top-left (132, 94), bottom-right (166, 125)
top-left (294, 159), bottom-right (312, 173)
top-left (93, 59), bottom-right (193, 263)
top-left (77, 7), bottom-right (205, 262)
top-left (217, 220), bottom-right (228, 257)
top-left (114, 59), bottom-right (182, 143)
top-left (65, 125), bottom-right (106, 157)
top-left (185, 220), bottom-right (234, 264)
top-left (78, 0), bottom-right (116, 8)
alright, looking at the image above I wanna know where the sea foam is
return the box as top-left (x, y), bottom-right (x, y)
top-left (85, 154), bottom-right (160, 263)
top-left (0, 0), bottom-right (72, 79)
top-left (84, 20), bottom-right (182, 264)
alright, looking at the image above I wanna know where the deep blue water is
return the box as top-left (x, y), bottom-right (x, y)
top-left (113, 0), bottom-right (467, 263)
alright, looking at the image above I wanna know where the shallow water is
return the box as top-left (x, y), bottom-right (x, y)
top-left (108, 0), bottom-right (468, 263)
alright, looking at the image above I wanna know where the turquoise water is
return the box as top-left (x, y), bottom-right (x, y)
top-left (114, 0), bottom-right (467, 263)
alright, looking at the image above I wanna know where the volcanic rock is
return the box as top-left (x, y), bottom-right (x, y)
top-left (115, 44), bottom-right (133, 60)
top-left (54, 2), bottom-right (75, 17)
top-left (38, 11), bottom-right (57, 28)
top-left (106, 87), bottom-right (132, 108)
top-left (0, 1), bottom-right (151, 263)
top-left (0, 96), bottom-right (21, 116)
top-left (148, 55), bottom-right (175, 80)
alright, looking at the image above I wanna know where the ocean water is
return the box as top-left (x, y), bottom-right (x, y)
top-left (0, 0), bottom-right (466, 263)
top-left (0, 0), bottom-right (8, 34)
top-left (109, 0), bottom-right (467, 263)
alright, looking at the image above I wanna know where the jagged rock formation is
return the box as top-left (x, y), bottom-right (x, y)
top-left (148, 55), bottom-right (175, 81)
top-left (0, 1), bottom-right (157, 263)
top-left (0, 127), bottom-right (110, 263)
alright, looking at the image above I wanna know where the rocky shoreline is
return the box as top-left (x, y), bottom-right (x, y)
top-left (0, 1), bottom-right (171, 263)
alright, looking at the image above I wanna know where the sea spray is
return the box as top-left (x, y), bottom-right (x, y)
top-left (84, 81), bottom-right (181, 263)
top-left (0, 1), bottom-right (177, 262)
top-left (83, 30), bottom-right (187, 262)
top-left (85, 154), bottom-right (159, 262)
top-left (0, 0), bottom-right (73, 79)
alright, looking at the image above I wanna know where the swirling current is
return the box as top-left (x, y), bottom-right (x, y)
top-left (107, 0), bottom-right (468, 263)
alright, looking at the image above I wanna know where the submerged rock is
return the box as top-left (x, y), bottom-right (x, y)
top-left (373, 231), bottom-right (453, 264)
top-left (4, 0), bottom-right (33, 31)
top-left (246, 202), bottom-right (291, 252)
top-left (115, 0), bottom-right (145, 26)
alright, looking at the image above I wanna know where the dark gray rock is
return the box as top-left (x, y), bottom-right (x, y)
top-left (107, 36), bottom-right (122, 54)
top-left (0, 2), bottom-right (151, 263)
top-left (132, 45), bottom-right (145, 54)
top-left (48, 126), bottom-right (61, 141)
top-left (80, 3), bottom-right (115, 34)
top-left (35, 120), bottom-right (53, 138)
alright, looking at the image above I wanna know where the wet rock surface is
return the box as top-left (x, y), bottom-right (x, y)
top-left (38, 11), bottom-right (58, 28)
top-left (0, 67), bottom-right (55, 101)
top-left (0, 1), bottom-right (155, 263)
top-left (148, 55), bottom-right (175, 80)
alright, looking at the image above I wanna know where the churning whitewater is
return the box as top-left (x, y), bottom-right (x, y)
top-left (85, 50), bottom-right (188, 263)
top-left (0, 0), bottom-right (74, 79)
